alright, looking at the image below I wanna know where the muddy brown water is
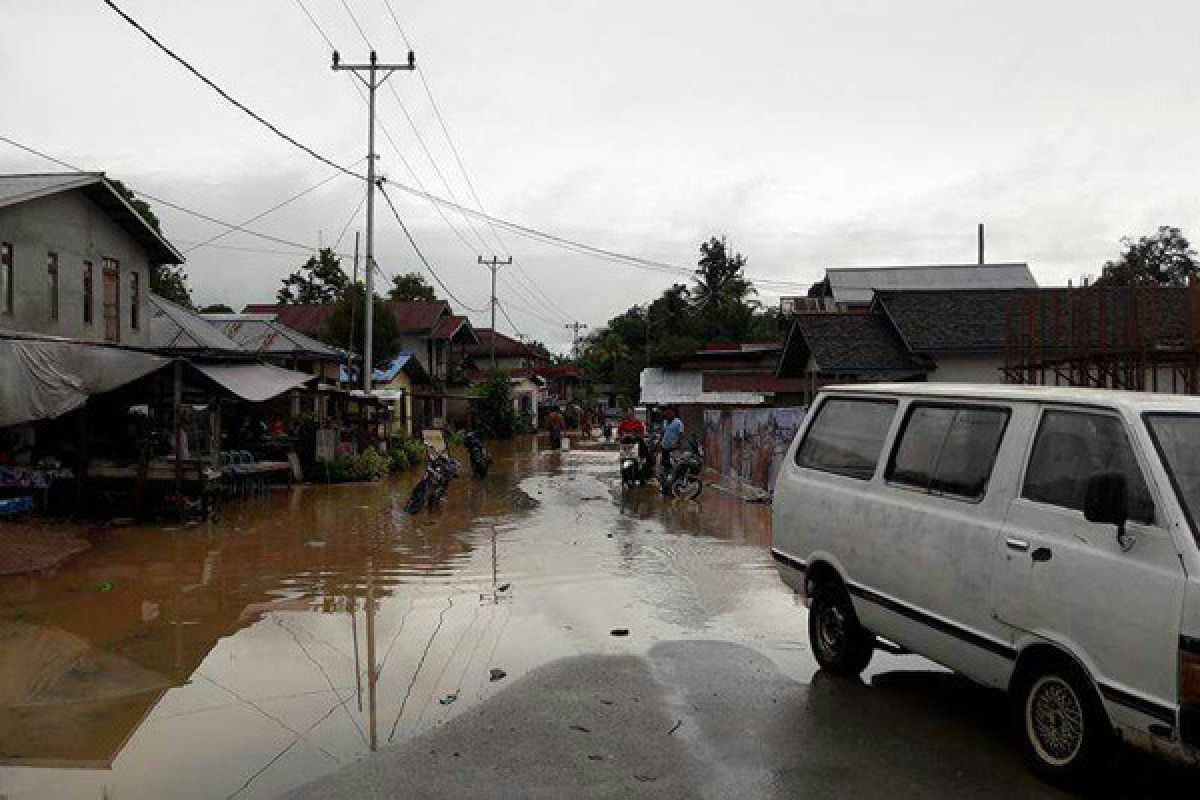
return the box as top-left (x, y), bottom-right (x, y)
top-left (0, 438), bottom-right (827, 799)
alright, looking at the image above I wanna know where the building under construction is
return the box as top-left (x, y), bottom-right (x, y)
top-left (1002, 282), bottom-right (1200, 394)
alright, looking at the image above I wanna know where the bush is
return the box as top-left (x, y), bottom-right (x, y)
top-left (389, 448), bottom-right (409, 472)
top-left (323, 449), bottom-right (390, 482)
top-left (474, 371), bottom-right (520, 440)
top-left (386, 436), bottom-right (424, 472)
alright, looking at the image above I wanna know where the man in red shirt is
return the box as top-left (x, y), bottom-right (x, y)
top-left (616, 408), bottom-right (646, 439)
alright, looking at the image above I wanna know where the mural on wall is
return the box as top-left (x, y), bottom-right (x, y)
top-left (704, 407), bottom-right (807, 490)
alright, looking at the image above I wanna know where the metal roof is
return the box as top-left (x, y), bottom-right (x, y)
top-left (147, 293), bottom-right (245, 354)
top-left (826, 263), bottom-right (1035, 306)
top-left (0, 173), bottom-right (184, 265)
top-left (202, 313), bottom-right (348, 360)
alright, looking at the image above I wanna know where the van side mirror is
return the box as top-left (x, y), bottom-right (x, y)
top-left (1084, 472), bottom-right (1134, 551)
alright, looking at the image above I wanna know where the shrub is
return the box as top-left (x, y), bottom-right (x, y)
top-left (474, 371), bottom-right (520, 440)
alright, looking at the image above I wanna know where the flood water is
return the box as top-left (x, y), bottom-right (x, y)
top-left (0, 438), bottom-right (818, 799)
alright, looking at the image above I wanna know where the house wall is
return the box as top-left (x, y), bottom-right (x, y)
top-left (0, 190), bottom-right (152, 346)
top-left (379, 372), bottom-right (415, 436)
top-left (929, 354), bottom-right (1005, 384)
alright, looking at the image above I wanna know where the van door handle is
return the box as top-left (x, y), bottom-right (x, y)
top-left (1005, 538), bottom-right (1030, 552)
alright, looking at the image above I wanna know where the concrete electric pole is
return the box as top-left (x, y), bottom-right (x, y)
top-left (478, 255), bottom-right (512, 370)
top-left (565, 321), bottom-right (588, 359)
top-left (333, 49), bottom-right (416, 394)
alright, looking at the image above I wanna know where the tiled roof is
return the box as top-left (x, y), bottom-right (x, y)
top-left (241, 304), bottom-right (333, 336)
top-left (387, 300), bottom-right (450, 333)
top-left (430, 314), bottom-right (478, 343)
top-left (464, 328), bottom-right (532, 358)
top-left (783, 312), bottom-right (926, 375)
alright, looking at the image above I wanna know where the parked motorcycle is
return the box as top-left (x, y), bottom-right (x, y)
top-left (405, 446), bottom-right (461, 513)
top-left (618, 434), bottom-right (654, 488)
top-left (464, 431), bottom-right (492, 478)
top-left (659, 435), bottom-right (703, 500)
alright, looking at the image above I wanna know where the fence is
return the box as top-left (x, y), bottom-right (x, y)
top-left (703, 407), bottom-right (807, 492)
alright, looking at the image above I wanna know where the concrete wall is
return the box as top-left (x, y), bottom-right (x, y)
top-left (0, 190), bottom-right (152, 346)
top-left (928, 354), bottom-right (1005, 384)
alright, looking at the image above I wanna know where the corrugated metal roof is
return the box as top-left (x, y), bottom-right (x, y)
top-left (202, 313), bottom-right (347, 360)
top-left (826, 263), bottom-right (1035, 306)
top-left (639, 367), bottom-right (767, 406)
top-left (0, 173), bottom-right (100, 207)
top-left (147, 293), bottom-right (245, 353)
top-left (241, 304), bottom-right (333, 336)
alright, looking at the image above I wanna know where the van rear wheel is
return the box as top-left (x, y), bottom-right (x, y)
top-left (808, 582), bottom-right (874, 677)
top-left (1014, 660), bottom-right (1112, 786)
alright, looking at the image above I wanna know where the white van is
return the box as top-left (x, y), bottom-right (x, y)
top-left (771, 384), bottom-right (1200, 782)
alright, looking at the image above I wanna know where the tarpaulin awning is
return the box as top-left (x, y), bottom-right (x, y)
top-left (0, 337), bottom-right (170, 427)
top-left (192, 362), bottom-right (313, 402)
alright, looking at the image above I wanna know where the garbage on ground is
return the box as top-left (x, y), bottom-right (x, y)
top-left (610, 628), bottom-right (629, 637)
top-left (489, 668), bottom-right (506, 682)
top-left (438, 692), bottom-right (458, 706)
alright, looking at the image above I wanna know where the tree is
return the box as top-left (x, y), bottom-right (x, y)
top-left (1097, 226), bottom-right (1199, 286)
top-left (691, 236), bottom-right (756, 313)
top-left (199, 303), bottom-right (234, 313)
top-left (325, 284), bottom-right (401, 367)
top-left (110, 178), bottom-right (195, 308)
top-left (277, 247), bottom-right (348, 304)
top-left (474, 371), bottom-right (520, 439)
top-left (387, 272), bottom-right (437, 302)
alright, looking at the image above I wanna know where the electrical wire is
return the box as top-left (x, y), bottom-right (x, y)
top-left (378, 184), bottom-right (486, 313)
top-left (333, 193), bottom-right (366, 251)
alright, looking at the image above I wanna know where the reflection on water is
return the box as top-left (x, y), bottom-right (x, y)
top-left (0, 439), bottom-right (797, 799)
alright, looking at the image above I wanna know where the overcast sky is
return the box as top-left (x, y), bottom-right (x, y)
top-left (4, 0), bottom-right (1200, 351)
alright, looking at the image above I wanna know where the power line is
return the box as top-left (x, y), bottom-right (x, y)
top-left (101, 0), bottom-right (364, 182)
top-left (378, 184), bottom-right (486, 313)
top-left (333, 194), bottom-right (366, 251)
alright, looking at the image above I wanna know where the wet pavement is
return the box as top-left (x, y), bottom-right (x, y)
top-left (0, 439), bottom-right (1194, 798)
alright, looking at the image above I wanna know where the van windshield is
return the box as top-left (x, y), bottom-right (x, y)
top-left (1146, 413), bottom-right (1200, 542)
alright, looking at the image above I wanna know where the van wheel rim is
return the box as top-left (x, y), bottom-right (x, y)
top-left (816, 604), bottom-right (847, 659)
top-left (1026, 675), bottom-right (1084, 767)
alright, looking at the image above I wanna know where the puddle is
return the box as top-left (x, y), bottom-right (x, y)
top-left (0, 437), bottom-right (821, 799)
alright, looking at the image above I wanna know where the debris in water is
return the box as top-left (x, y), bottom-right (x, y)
top-left (489, 668), bottom-right (507, 682)
top-left (98, 580), bottom-right (116, 592)
top-left (439, 692), bottom-right (459, 706)
top-left (569, 725), bottom-right (591, 733)
top-left (610, 628), bottom-right (629, 637)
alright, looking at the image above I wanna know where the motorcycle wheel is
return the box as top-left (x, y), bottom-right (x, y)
top-left (671, 475), bottom-right (702, 501)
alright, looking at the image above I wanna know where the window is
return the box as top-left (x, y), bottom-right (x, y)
top-left (130, 271), bottom-right (140, 330)
top-left (46, 252), bottom-right (59, 321)
top-left (1, 242), bottom-right (12, 314)
top-left (1023, 410), bottom-right (1154, 523)
top-left (102, 257), bottom-right (120, 342)
top-left (887, 404), bottom-right (1009, 500)
top-left (83, 261), bottom-right (94, 325)
top-left (795, 397), bottom-right (897, 480)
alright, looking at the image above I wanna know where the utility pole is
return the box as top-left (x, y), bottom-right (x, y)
top-left (565, 321), bottom-right (588, 359)
top-left (349, 230), bottom-right (359, 386)
top-left (978, 222), bottom-right (985, 265)
top-left (333, 49), bottom-right (416, 394)
top-left (478, 255), bottom-right (512, 370)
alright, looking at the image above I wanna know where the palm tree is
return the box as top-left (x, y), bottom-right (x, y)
top-left (690, 236), bottom-right (757, 312)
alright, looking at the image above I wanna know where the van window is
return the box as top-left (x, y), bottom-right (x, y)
top-left (887, 405), bottom-right (1009, 500)
top-left (795, 397), bottom-right (896, 480)
top-left (1023, 410), bottom-right (1154, 523)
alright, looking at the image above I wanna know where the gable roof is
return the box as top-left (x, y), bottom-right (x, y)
top-left (0, 173), bottom-right (183, 265)
top-left (201, 313), bottom-right (349, 361)
top-left (826, 262), bottom-right (1035, 306)
top-left (241, 304), bottom-right (333, 336)
top-left (778, 312), bottom-right (927, 377)
top-left (430, 313), bottom-right (478, 343)
top-left (874, 289), bottom-right (1024, 353)
top-left (387, 300), bottom-right (451, 333)
top-left (464, 328), bottom-right (537, 359)
top-left (147, 293), bottom-right (245, 354)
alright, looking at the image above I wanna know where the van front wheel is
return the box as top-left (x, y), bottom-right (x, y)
top-left (808, 582), bottom-right (874, 677)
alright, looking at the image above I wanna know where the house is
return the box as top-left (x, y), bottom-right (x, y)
top-left (0, 173), bottom-right (184, 346)
top-left (360, 352), bottom-right (430, 436)
top-left (782, 262), bottom-right (1036, 313)
top-left (201, 311), bottom-right (351, 383)
top-left (462, 328), bottom-right (549, 373)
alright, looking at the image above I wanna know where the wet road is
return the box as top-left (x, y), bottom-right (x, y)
top-left (0, 440), bottom-right (1193, 798)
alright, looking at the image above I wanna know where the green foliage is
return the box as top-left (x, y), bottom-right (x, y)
top-left (445, 429), bottom-right (467, 447)
top-left (199, 303), bottom-right (234, 313)
top-left (474, 371), bottom-right (519, 439)
top-left (109, 178), bottom-right (162, 233)
top-left (388, 272), bottom-right (437, 302)
top-left (1097, 226), bottom-right (1199, 287)
top-left (277, 247), bottom-right (348, 304)
top-left (576, 236), bottom-right (780, 403)
top-left (151, 264), bottom-right (194, 309)
top-left (388, 448), bottom-right (408, 471)
top-left (325, 283), bottom-right (401, 367)
top-left (325, 448), bottom-right (389, 482)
